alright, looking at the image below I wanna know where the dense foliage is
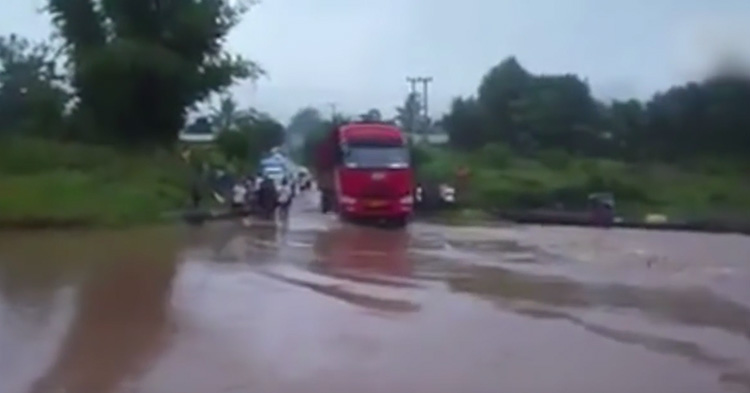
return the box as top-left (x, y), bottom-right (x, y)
top-left (44, 0), bottom-right (260, 145)
top-left (0, 35), bottom-right (67, 137)
top-left (442, 57), bottom-right (750, 161)
top-left (1, 0), bottom-right (260, 147)
top-left (0, 2), bottom-right (272, 227)
top-left (210, 96), bottom-right (285, 167)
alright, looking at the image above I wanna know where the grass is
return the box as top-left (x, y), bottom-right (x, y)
top-left (0, 138), bottom-right (191, 228)
top-left (413, 144), bottom-right (750, 221)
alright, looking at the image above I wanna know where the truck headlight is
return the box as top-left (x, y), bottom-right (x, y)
top-left (399, 195), bottom-right (414, 205)
top-left (340, 195), bottom-right (356, 204)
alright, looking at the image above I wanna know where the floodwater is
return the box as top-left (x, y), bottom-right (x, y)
top-left (2, 197), bottom-right (750, 393)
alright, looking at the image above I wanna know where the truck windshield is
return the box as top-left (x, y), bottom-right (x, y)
top-left (343, 146), bottom-right (409, 169)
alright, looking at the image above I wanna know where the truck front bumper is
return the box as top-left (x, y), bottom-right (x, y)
top-left (338, 196), bottom-right (413, 218)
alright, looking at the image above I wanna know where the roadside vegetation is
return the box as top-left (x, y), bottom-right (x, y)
top-left (412, 144), bottom-right (750, 220)
top-left (421, 58), bottom-right (750, 220)
top-left (2, 2), bottom-right (749, 228)
top-left (0, 0), bottom-right (280, 228)
top-left (0, 138), bottom-right (189, 227)
top-left (294, 58), bottom-right (750, 221)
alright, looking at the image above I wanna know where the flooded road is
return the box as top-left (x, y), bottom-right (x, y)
top-left (2, 198), bottom-right (750, 393)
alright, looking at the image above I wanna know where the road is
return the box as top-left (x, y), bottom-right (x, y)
top-left (1, 193), bottom-right (750, 393)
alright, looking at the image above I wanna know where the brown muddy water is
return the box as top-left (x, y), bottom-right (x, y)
top-left (1, 202), bottom-right (750, 393)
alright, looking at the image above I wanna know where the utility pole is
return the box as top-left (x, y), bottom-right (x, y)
top-left (419, 77), bottom-right (433, 121)
top-left (406, 76), bottom-right (433, 140)
top-left (405, 77), bottom-right (420, 135)
top-left (406, 77), bottom-right (419, 96)
top-left (325, 102), bottom-right (339, 125)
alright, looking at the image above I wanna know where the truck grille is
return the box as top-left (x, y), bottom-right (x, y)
top-left (361, 184), bottom-right (395, 198)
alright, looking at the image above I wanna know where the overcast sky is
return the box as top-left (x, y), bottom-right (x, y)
top-left (4, 0), bottom-right (750, 123)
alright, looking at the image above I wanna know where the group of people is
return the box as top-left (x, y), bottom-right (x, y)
top-left (231, 173), bottom-right (298, 221)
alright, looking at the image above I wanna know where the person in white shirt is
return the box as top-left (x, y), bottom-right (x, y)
top-left (231, 182), bottom-right (246, 210)
top-left (277, 177), bottom-right (293, 222)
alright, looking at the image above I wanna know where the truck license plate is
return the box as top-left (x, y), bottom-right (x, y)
top-left (366, 200), bottom-right (386, 207)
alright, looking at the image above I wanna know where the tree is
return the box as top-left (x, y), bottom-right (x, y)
top-left (395, 92), bottom-right (421, 133)
top-left (606, 99), bottom-right (647, 158)
top-left (215, 108), bottom-right (285, 167)
top-left (477, 57), bottom-right (532, 145)
top-left (287, 107), bottom-right (324, 136)
top-left (361, 108), bottom-right (382, 122)
top-left (299, 114), bottom-right (352, 166)
top-left (511, 74), bottom-right (599, 153)
top-left (0, 34), bottom-right (67, 136)
top-left (442, 97), bottom-right (486, 150)
top-left (46, 0), bottom-right (261, 146)
top-left (245, 113), bottom-right (285, 155)
top-left (443, 54), bottom-right (750, 162)
top-left (211, 94), bottom-right (240, 133)
top-left (445, 57), bottom-right (606, 155)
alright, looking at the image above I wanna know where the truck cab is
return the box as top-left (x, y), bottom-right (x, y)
top-left (316, 121), bottom-right (414, 226)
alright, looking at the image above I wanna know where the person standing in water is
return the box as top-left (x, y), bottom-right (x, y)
top-left (277, 177), bottom-right (293, 223)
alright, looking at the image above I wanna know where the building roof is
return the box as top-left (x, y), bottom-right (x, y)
top-left (179, 133), bottom-right (216, 143)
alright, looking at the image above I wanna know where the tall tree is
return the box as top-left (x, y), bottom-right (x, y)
top-left (0, 34), bottom-right (67, 136)
top-left (46, 0), bottom-right (261, 146)
top-left (442, 97), bottom-right (485, 150)
top-left (287, 107), bottom-right (325, 154)
top-left (477, 57), bottom-right (532, 145)
top-left (287, 107), bottom-right (324, 136)
top-left (512, 74), bottom-right (598, 153)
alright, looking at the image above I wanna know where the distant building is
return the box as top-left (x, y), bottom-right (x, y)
top-left (408, 124), bottom-right (449, 145)
top-left (178, 132), bottom-right (216, 144)
top-left (179, 116), bottom-right (216, 144)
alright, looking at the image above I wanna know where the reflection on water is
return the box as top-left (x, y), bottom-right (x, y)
top-left (0, 228), bottom-right (179, 393)
top-left (259, 224), bottom-right (421, 312)
top-left (447, 264), bottom-right (750, 391)
top-left (312, 224), bottom-right (412, 278)
top-left (447, 265), bottom-right (750, 339)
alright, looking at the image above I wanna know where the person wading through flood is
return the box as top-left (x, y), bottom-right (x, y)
top-left (277, 177), bottom-right (294, 224)
top-left (256, 175), bottom-right (278, 220)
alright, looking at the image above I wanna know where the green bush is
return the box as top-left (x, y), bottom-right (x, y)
top-left (417, 145), bottom-right (750, 218)
top-left (537, 149), bottom-right (571, 169)
top-left (0, 138), bottom-right (116, 174)
top-left (478, 143), bottom-right (512, 169)
top-left (0, 138), bottom-right (189, 227)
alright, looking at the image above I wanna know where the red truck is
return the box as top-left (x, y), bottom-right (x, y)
top-left (314, 121), bottom-right (414, 226)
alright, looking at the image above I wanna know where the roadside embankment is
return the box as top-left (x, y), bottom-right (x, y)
top-left (0, 138), bottom-right (191, 229)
